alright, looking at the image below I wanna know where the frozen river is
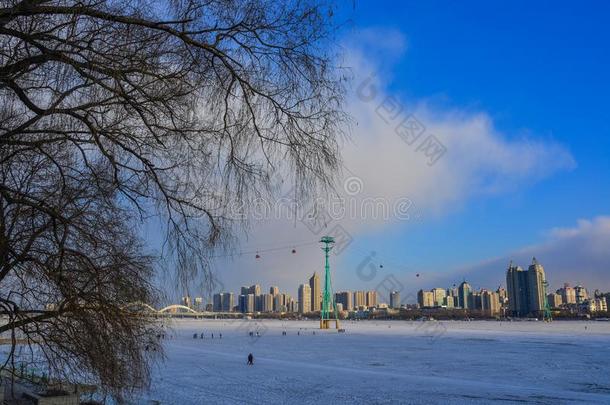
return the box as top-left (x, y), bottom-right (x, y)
top-left (138, 319), bottom-right (610, 404)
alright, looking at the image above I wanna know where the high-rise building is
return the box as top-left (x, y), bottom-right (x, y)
top-left (273, 294), bottom-right (281, 312)
top-left (557, 283), bottom-right (576, 305)
top-left (309, 272), bottom-right (321, 312)
top-left (390, 291), bottom-right (401, 309)
top-left (354, 291), bottom-right (366, 308)
top-left (593, 296), bottom-right (607, 312)
top-left (335, 291), bottom-right (353, 311)
top-left (366, 291), bottom-right (378, 308)
top-left (181, 296), bottom-right (192, 308)
top-left (273, 293), bottom-right (289, 312)
top-left (506, 258), bottom-right (549, 317)
top-left (221, 292), bottom-right (234, 312)
top-left (240, 286), bottom-right (249, 296)
top-left (239, 294), bottom-right (255, 313)
top-left (548, 293), bottom-right (562, 308)
top-left (247, 294), bottom-right (255, 313)
top-left (249, 284), bottom-right (261, 296)
top-left (458, 281), bottom-right (472, 309)
top-left (432, 288), bottom-right (446, 307)
top-left (417, 290), bottom-right (434, 308)
top-left (506, 263), bottom-right (529, 316)
top-left (574, 285), bottom-right (588, 304)
top-left (444, 295), bottom-right (455, 308)
top-left (248, 284), bottom-right (262, 311)
top-left (527, 258), bottom-right (546, 316)
top-left (238, 295), bottom-right (247, 313)
top-left (481, 290), bottom-right (500, 316)
top-left (287, 297), bottom-right (297, 313)
top-left (298, 284), bottom-right (311, 314)
top-left (270, 286), bottom-right (280, 296)
top-left (213, 293), bottom-right (222, 312)
top-left (262, 293), bottom-right (274, 312)
top-left (470, 291), bottom-right (482, 310)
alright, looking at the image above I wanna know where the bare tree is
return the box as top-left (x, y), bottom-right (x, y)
top-left (0, 0), bottom-right (345, 399)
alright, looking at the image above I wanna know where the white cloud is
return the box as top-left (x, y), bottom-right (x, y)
top-left (205, 28), bottom-right (577, 295)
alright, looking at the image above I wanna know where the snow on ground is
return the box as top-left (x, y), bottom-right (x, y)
top-left (138, 319), bottom-right (610, 404)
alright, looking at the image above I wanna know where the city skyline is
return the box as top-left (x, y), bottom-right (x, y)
top-left (189, 258), bottom-right (608, 317)
top-left (196, 255), bottom-right (602, 303)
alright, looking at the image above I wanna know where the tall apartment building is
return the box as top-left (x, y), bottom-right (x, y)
top-left (238, 294), bottom-right (255, 313)
top-left (481, 290), bottom-right (500, 316)
top-left (298, 284), bottom-right (311, 314)
top-left (213, 293), bottom-right (222, 312)
top-left (506, 262), bottom-right (529, 316)
top-left (557, 283), bottom-right (576, 305)
top-left (309, 272), bottom-right (321, 312)
top-left (366, 291), bottom-right (378, 308)
top-left (248, 284), bottom-right (261, 296)
top-left (269, 286), bottom-right (280, 296)
top-left (221, 292), bottom-right (234, 312)
top-left (527, 258), bottom-right (546, 316)
top-left (432, 288), bottom-right (446, 307)
top-left (458, 281), bottom-right (472, 309)
top-left (470, 291), bottom-right (482, 311)
top-left (273, 293), bottom-right (290, 312)
top-left (506, 258), bottom-right (548, 317)
top-left (335, 291), bottom-right (353, 311)
top-left (261, 293), bottom-right (274, 312)
top-left (574, 285), bottom-right (588, 304)
top-left (417, 290), bottom-right (434, 308)
top-left (390, 291), bottom-right (401, 309)
top-left (354, 291), bottom-right (366, 308)
top-left (548, 293), bottom-right (563, 308)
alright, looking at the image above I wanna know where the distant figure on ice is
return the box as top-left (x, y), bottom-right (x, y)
top-left (247, 353), bottom-right (254, 365)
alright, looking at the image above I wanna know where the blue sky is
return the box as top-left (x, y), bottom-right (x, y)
top-left (189, 1), bottom-right (610, 298)
top-left (327, 1), bottom-right (610, 288)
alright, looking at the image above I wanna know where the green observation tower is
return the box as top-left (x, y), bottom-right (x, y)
top-left (320, 236), bottom-right (340, 329)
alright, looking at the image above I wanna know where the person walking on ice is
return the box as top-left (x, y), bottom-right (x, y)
top-left (247, 353), bottom-right (254, 365)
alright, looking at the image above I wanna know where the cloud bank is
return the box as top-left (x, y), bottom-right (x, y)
top-left (204, 28), bottom-right (577, 296)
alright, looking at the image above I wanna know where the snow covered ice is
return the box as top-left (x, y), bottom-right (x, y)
top-left (139, 319), bottom-right (610, 404)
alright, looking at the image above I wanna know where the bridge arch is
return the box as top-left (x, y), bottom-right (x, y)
top-left (158, 304), bottom-right (198, 314)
